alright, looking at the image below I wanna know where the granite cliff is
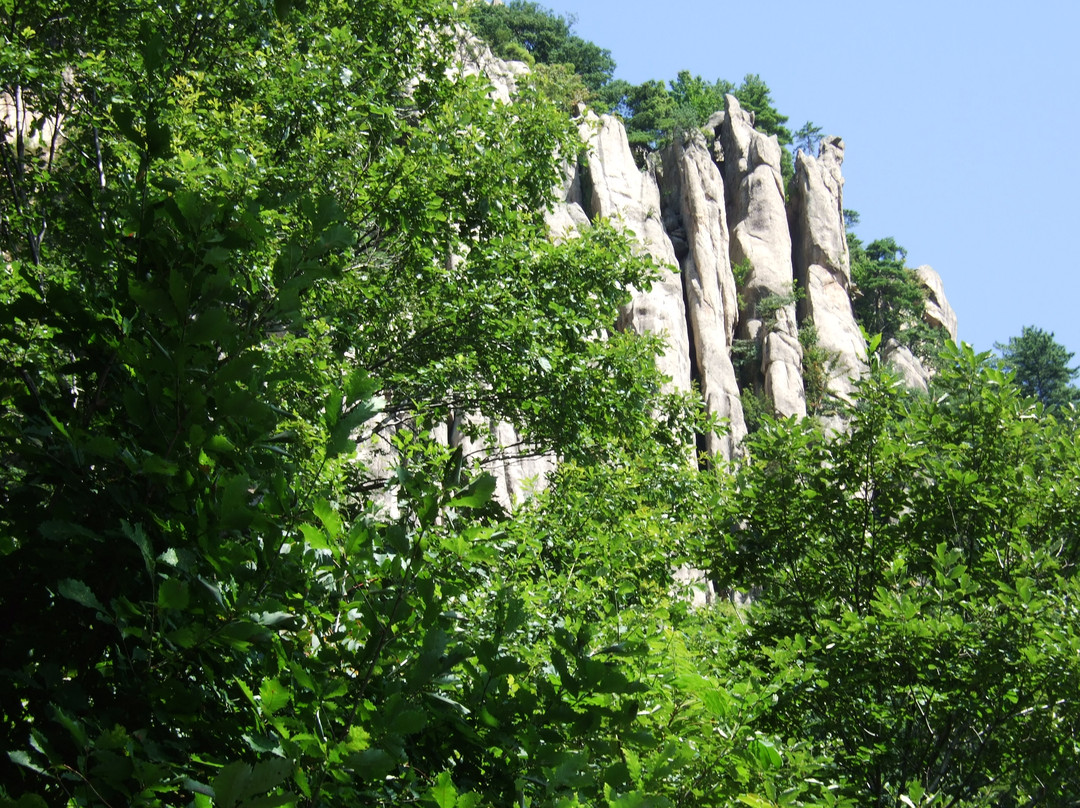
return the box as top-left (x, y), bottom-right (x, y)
top-left (366, 40), bottom-right (959, 502)
top-left (556, 101), bottom-right (955, 458)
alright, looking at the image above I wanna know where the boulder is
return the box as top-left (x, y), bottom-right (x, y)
top-left (883, 338), bottom-right (931, 392)
top-left (916, 265), bottom-right (958, 342)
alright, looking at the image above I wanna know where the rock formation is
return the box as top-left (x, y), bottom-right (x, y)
top-left (365, 39), bottom-right (961, 506)
top-left (788, 137), bottom-right (867, 411)
top-left (575, 112), bottom-right (693, 397)
top-left (714, 95), bottom-right (806, 419)
top-left (917, 265), bottom-right (958, 342)
top-left (882, 340), bottom-right (931, 393)
top-left (659, 131), bottom-right (747, 457)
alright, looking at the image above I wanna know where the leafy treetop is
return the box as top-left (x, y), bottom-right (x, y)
top-left (996, 325), bottom-right (1080, 412)
top-left (850, 234), bottom-right (941, 361)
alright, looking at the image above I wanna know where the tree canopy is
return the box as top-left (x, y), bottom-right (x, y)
top-left (715, 344), bottom-right (1080, 805)
top-left (3, 1), bottom-right (1079, 807)
top-left (996, 325), bottom-right (1080, 412)
top-left (850, 235), bottom-right (940, 361)
top-left (465, 0), bottom-right (615, 93)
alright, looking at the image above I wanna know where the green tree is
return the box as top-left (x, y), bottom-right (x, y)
top-left (668, 69), bottom-right (733, 125)
top-left (851, 235), bottom-right (940, 361)
top-left (794, 120), bottom-right (824, 155)
top-left (714, 344), bottom-right (1080, 806)
top-left (995, 325), bottom-right (1079, 412)
top-left (0, 0), bottom-right (682, 804)
top-left (465, 0), bottom-right (615, 93)
top-left (733, 73), bottom-right (791, 145)
top-left (615, 78), bottom-right (677, 151)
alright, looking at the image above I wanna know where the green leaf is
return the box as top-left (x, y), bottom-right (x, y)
top-left (299, 523), bottom-right (330, 551)
top-left (247, 758), bottom-right (293, 799)
top-left (259, 678), bottom-right (291, 716)
top-left (748, 738), bottom-right (782, 770)
top-left (394, 708), bottom-right (428, 735)
top-left (737, 795), bottom-right (777, 808)
top-left (448, 473), bottom-right (498, 509)
top-left (158, 577), bottom-right (190, 610)
top-left (212, 762), bottom-right (251, 808)
top-left (429, 771), bottom-right (457, 808)
top-left (313, 500), bottom-right (341, 539)
top-left (347, 748), bottom-right (395, 781)
top-left (188, 307), bottom-right (232, 344)
top-left (122, 520), bottom-right (154, 575)
top-left (8, 750), bottom-right (47, 776)
top-left (220, 474), bottom-right (254, 529)
top-left (57, 579), bottom-right (106, 613)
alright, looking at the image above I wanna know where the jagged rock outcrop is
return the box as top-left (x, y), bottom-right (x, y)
top-left (576, 112), bottom-right (693, 396)
top-left (714, 95), bottom-right (806, 419)
top-left (371, 37), bottom-right (963, 508)
top-left (789, 137), bottom-right (867, 408)
top-left (878, 267), bottom-right (957, 392)
top-left (916, 265), bottom-right (958, 342)
top-left (659, 131), bottom-right (746, 458)
top-left (544, 198), bottom-right (590, 239)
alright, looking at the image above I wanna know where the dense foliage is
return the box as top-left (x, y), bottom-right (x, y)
top-left (0, 0), bottom-right (682, 803)
top-left (3, 1), bottom-right (1079, 807)
top-left (716, 342), bottom-right (1080, 806)
top-left (464, 0), bottom-right (615, 94)
top-left (996, 325), bottom-right (1080, 412)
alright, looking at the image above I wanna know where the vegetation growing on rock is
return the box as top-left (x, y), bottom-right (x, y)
top-left (2, 1), bottom-right (1078, 806)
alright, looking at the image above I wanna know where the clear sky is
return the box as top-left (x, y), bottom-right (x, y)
top-left (548, 0), bottom-right (1080, 356)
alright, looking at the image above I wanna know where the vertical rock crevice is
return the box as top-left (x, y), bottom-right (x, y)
top-left (658, 130), bottom-right (747, 460)
top-left (578, 112), bottom-right (693, 397)
top-left (715, 95), bottom-right (806, 419)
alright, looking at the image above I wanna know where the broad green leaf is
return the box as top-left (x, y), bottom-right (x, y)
top-left (158, 578), bottom-right (190, 610)
top-left (259, 678), bottom-right (291, 716)
top-left (212, 762), bottom-right (251, 808)
top-left (448, 473), bottom-right (497, 509)
top-left (748, 739), bottom-right (782, 770)
top-left (299, 523), bottom-right (330, 551)
top-left (8, 750), bottom-right (47, 775)
top-left (428, 770), bottom-right (457, 808)
top-left (347, 748), bottom-right (395, 781)
top-left (737, 795), bottom-right (778, 808)
top-left (247, 758), bottom-right (293, 799)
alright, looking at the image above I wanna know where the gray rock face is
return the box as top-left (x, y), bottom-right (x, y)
top-left (579, 112), bottom-right (693, 396)
top-left (789, 138), bottom-right (867, 407)
top-left (544, 199), bottom-right (590, 238)
top-left (883, 339), bottom-right (930, 393)
top-left (716, 95), bottom-right (806, 419)
top-left (453, 30), bottom-right (529, 104)
top-left (659, 131), bottom-right (746, 459)
top-left (916, 265), bottom-right (958, 343)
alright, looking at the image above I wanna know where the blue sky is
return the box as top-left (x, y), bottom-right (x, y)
top-left (549, 0), bottom-right (1080, 357)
